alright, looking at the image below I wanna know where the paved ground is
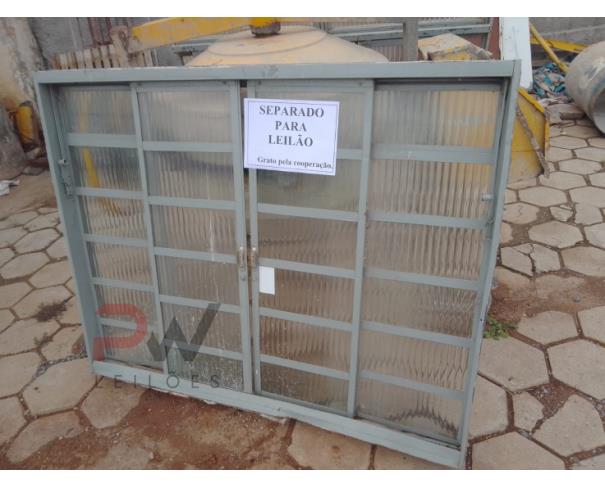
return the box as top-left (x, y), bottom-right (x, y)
top-left (0, 117), bottom-right (604, 469)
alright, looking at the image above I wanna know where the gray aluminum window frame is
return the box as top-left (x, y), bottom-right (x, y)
top-left (35, 60), bottom-right (520, 469)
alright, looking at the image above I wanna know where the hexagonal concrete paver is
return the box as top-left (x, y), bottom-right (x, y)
top-left (41, 326), bottom-right (83, 361)
top-left (562, 246), bottom-right (605, 277)
top-left (538, 171), bottom-right (586, 190)
top-left (528, 221), bottom-right (583, 249)
top-left (500, 222), bottom-right (513, 244)
top-left (38, 207), bottom-right (57, 214)
top-left (575, 203), bottom-right (603, 225)
top-left (6, 411), bottom-right (83, 464)
top-left (550, 135), bottom-right (587, 150)
top-left (589, 172), bottom-right (605, 188)
top-left (479, 337), bottom-right (548, 392)
top-left (503, 202), bottom-right (539, 225)
top-left (14, 228), bottom-right (59, 254)
top-left (0, 397), bottom-right (26, 445)
top-left (570, 187), bottom-right (605, 207)
top-left (504, 189), bottom-right (517, 204)
top-left (0, 248), bottom-right (14, 267)
top-left (548, 340), bottom-right (605, 399)
top-left (288, 422), bottom-right (371, 469)
top-left (500, 247), bottom-right (532, 276)
top-left (517, 311), bottom-right (577, 345)
top-left (585, 223), bottom-right (605, 249)
top-left (508, 177), bottom-right (537, 190)
top-left (23, 358), bottom-right (96, 415)
top-left (559, 158), bottom-right (601, 175)
top-left (0, 227), bottom-right (26, 248)
top-left (29, 261), bottom-right (72, 288)
top-left (572, 453), bottom-right (605, 469)
top-left (563, 125), bottom-right (601, 138)
top-left (493, 266), bottom-right (531, 290)
top-left (0, 252), bottom-right (49, 280)
top-left (588, 137), bottom-right (605, 149)
top-left (546, 147), bottom-right (572, 163)
top-left (7, 211), bottom-right (38, 226)
top-left (534, 395), bottom-right (605, 456)
top-left (81, 378), bottom-right (145, 429)
top-left (550, 206), bottom-right (572, 222)
top-left (373, 447), bottom-right (444, 469)
top-left (512, 392), bottom-right (544, 431)
top-left (12, 285), bottom-right (71, 319)
top-left (0, 352), bottom-right (40, 397)
top-left (575, 146), bottom-right (605, 162)
top-left (577, 305), bottom-right (605, 343)
top-left (469, 376), bottom-right (508, 438)
top-left (514, 243), bottom-right (560, 273)
top-left (47, 237), bottom-right (67, 259)
top-left (519, 187), bottom-right (567, 207)
top-left (58, 297), bottom-right (80, 325)
top-left (24, 212), bottom-right (60, 232)
top-left (0, 282), bottom-right (31, 309)
top-left (472, 432), bottom-right (564, 469)
top-left (0, 310), bottom-right (14, 334)
top-left (0, 318), bottom-right (59, 355)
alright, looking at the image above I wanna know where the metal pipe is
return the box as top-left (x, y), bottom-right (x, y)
top-left (566, 40), bottom-right (605, 133)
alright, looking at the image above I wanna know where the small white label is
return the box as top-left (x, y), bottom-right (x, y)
top-left (259, 266), bottom-right (275, 295)
top-left (244, 98), bottom-right (340, 176)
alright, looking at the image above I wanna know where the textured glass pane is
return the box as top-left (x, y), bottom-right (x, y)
top-left (167, 349), bottom-right (243, 391)
top-left (60, 87), bottom-right (134, 134)
top-left (253, 90), bottom-right (364, 149)
top-left (359, 330), bottom-right (468, 390)
top-left (260, 317), bottom-right (350, 371)
top-left (151, 206), bottom-right (236, 254)
top-left (261, 363), bottom-right (348, 411)
top-left (362, 278), bottom-right (476, 337)
top-left (71, 147), bottom-right (140, 191)
top-left (257, 159), bottom-right (360, 211)
top-left (95, 285), bottom-right (157, 325)
top-left (87, 242), bottom-right (151, 284)
top-left (357, 379), bottom-right (461, 440)
top-left (102, 325), bottom-right (162, 370)
top-left (365, 222), bottom-right (483, 280)
top-left (156, 256), bottom-right (239, 305)
top-left (373, 85), bottom-right (500, 148)
top-left (260, 269), bottom-right (354, 322)
top-left (146, 152), bottom-right (234, 200)
top-left (79, 196), bottom-right (146, 239)
top-left (258, 214), bottom-right (357, 268)
top-left (139, 91), bottom-right (231, 142)
top-left (368, 159), bottom-right (492, 219)
top-left (161, 302), bottom-right (241, 352)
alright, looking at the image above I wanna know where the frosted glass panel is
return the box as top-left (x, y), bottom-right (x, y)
top-left (365, 222), bottom-right (483, 280)
top-left (258, 214), bottom-right (357, 268)
top-left (152, 206), bottom-right (237, 254)
top-left (257, 159), bottom-right (360, 211)
top-left (70, 147), bottom-right (140, 191)
top-left (156, 256), bottom-right (239, 305)
top-left (95, 285), bottom-right (157, 325)
top-left (260, 317), bottom-right (350, 371)
top-left (362, 278), bottom-right (476, 337)
top-left (161, 302), bottom-right (241, 352)
top-left (60, 87), bottom-right (134, 134)
top-left (357, 379), bottom-right (462, 440)
top-left (146, 152), bottom-right (234, 200)
top-left (373, 85), bottom-right (500, 148)
top-left (260, 269), bottom-right (354, 322)
top-left (368, 159), bottom-right (492, 219)
top-left (253, 90), bottom-right (365, 149)
top-left (102, 325), bottom-right (162, 370)
top-left (167, 349), bottom-right (243, 391)
top-left (261, 363), bottom-right (348, 411)
top-left (139, 90), bottom-right (231, 142)
top-left (79, 196), bottom-right (146, 239)
top-left (87, 242), bottom-right (151, 284)
top-left (360, 330), bottom-right (468, 391)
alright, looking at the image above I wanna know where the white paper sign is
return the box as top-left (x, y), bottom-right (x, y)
top-left (259, 266), bottom-right (275, 295)
top-left (244, 98), bottom-right (340, 176)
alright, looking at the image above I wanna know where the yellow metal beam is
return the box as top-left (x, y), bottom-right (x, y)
top-left (529, 23), bottom-right (569, 73)
top-left (529, 37), bottom-right (586, 54)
